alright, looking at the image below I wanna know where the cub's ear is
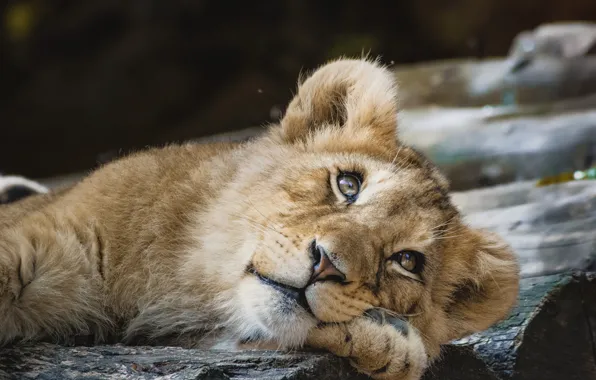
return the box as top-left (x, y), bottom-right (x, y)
top-left (273, 58), bottom-right (400, 154)
top-left (437, 228), bottom-right (520, 342)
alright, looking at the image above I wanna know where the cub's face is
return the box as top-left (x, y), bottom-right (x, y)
top-left (223, 59), bottom-right (519, 354)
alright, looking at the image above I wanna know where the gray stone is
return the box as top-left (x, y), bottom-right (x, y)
top-left (508, 22), bottom-right (596, 60)
top-left (0, 344), bottom-right (364, 380)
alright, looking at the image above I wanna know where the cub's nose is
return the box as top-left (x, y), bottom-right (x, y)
top-left (309, 241), bottom-right (346, 284)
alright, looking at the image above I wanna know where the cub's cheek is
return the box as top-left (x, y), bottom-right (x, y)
top-left (236, 277), bottom-right (280, 327)
top-left (235, 276), bottom-right (317, 348)
top-left (236, 276), bottom-right (311, 327)
top-left (305, 283), bottom-right (377, 323)
top-left (250, 244), bottom-right (313, 289)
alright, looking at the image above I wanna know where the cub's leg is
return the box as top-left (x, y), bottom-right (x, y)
top-left (0, 212), bottom-right (107, 345)
top-left (307, 309), bottom-right (428, 380)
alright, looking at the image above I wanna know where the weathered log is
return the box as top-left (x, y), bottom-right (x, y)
top-left (453, 180), bottom-right (596, 278)
top-left (2, 272), bottom-right (594, 380)
top-left (399, 105), bottom-right (596, 191)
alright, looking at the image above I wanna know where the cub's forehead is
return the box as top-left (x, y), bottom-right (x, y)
top-left (357, 166), bottom-right (446, 208)
top-left (356, 168), bottom-right (415, 203)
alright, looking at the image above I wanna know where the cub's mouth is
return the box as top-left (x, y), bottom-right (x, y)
top-left (246, 265), bottom-right (312, 313)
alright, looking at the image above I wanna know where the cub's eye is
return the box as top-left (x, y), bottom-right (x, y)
top-left (337, 172), bottom-right (361, 199)
top-left (390, 250), bottom-right (424, 274)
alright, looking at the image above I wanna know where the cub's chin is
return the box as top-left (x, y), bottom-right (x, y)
top-left (233, 275), bottom-right (318, 349)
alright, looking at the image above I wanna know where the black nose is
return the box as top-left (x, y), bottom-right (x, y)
top-left (309, 241), bottom-right (346, 284)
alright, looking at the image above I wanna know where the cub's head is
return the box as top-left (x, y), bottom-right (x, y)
top-left (215, 58), bottom-right (519, 356)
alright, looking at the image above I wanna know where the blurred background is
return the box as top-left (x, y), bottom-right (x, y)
top-left (2, 0), bottom-right (596, 192)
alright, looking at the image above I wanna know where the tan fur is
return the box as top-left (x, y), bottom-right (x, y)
top-left (0, 58), bottom-right (519, 379)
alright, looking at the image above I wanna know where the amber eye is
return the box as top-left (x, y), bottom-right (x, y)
top-left (390, 250), bottom-right (424, 274)
top-left (337, 173), bottom-right (361, 200)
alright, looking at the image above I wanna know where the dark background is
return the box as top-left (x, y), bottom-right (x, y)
top-left (2, 0), bottom-right (596, 178)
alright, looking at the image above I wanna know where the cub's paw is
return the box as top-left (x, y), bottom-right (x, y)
top-left (307, 308), bottom-right (427, 380)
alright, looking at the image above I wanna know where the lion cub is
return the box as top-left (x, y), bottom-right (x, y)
top-left (0, 59), bottom-right (519, 380)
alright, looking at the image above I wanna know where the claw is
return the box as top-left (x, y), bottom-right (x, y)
top-left (364, 308), bottom-right (409, 336)
top-left (386, 316), bottom-right (409, 337)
